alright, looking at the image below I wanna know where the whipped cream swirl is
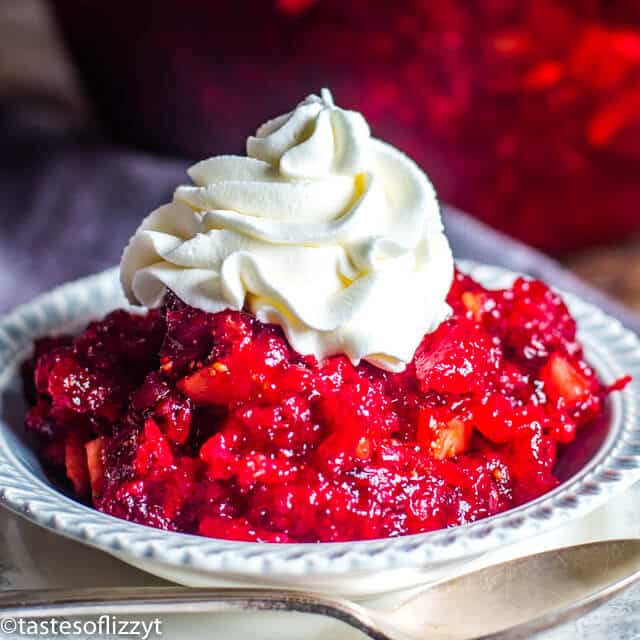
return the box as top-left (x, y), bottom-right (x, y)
top-left (121, 89), bottom-right (453, 371)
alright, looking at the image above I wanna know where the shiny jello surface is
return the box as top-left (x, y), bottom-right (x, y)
top-left (22, 271), bottom-right (627, 542)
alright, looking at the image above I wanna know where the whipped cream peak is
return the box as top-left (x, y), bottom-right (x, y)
top-left (121, 89), bottom-right (454, 372)
top-left (246, 88), bottom-right (371, 180)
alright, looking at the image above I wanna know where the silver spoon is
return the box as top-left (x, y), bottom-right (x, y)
top-left (1, 538), bottom-right (640, 640)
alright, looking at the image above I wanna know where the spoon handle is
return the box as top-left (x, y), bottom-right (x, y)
top-left (0, 587), bottom-right (391, 640)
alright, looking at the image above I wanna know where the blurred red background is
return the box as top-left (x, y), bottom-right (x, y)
top-left (52, 0), bottom-right (640, 254)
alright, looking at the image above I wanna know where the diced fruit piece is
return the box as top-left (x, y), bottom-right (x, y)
top-left (355, 437), bottom-right (371, 460)
top-left (431, 419), bottom-right (472, 460)
top-left (65, 436), bottom-right (90, 496)
top-left (461, 291), bottom-right (484, 321)
top-left (178, 362), bottom-right (231, 406)
top-left (85, 437), bottom-right (106, 497)
top-left (541, 353), bottom-right (592, 404)
top-left (417, 411), bottom-right (472, 459)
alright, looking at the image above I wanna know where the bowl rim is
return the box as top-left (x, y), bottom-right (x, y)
top-left (0, 261), bottom-right (639, 577)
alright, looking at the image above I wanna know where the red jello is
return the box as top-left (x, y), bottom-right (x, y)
top-left (23, 271), bottom-right (628, 542)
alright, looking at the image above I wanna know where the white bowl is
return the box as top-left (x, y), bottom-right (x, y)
top-left (1, 261), bottom-right (639, 596)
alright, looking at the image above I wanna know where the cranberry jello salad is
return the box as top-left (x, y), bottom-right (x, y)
top-left (23, 90), bottom-right (627, 542)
